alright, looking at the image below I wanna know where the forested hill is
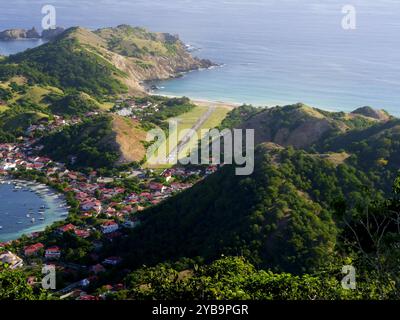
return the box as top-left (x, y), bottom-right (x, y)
top-left (0, 25), bottom-right (211, 97)
top-left (116, 143), bottom-right (382, 274)
top-left (112, 104), bottom-right (400, 277)
top-left (316, 118), bottom-right (400, 192)
top-left (234, 103), bottom-right (399, 191)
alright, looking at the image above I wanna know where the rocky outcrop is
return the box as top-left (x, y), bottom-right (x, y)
top-left (0, 29), bottom-right (26, 40)
top-left (41, 27), bottom-right (66, 40)
top-left (0, 27), bottom-right (63, 40)
top-left (89, 25), bottom-right (216, 93)
top-left (0, 27), bottom-right (40, 40)
top-left (26, 27), bottom-right (40, 38)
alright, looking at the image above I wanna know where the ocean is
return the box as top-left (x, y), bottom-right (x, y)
top-left (0, 181), bottom-right (68, 242)
top-left (0, 0), bottom-right (399, 114)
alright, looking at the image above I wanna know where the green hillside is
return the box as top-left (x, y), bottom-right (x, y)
top-left (0, 28), bottom-right (128, 98)
top-left (95, 24), bottom-right (186, 58)
top-left (239, 103), bottom-right (381, 148)
top-left (46, 92), bottom-right (100, 117)
top-left (39, 115), bottom-right (120, 169)
top-left (116, 143), bottom-right (384, 274)
top-left (316, 119), bottom-right (400, 192)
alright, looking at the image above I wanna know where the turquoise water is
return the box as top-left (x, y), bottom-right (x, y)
top-left (0, 181), bottom-right (68, 242)
top-left (0, 39), bottom-right (45, 56)
top-left (0, 0), bottom-right (399, 114)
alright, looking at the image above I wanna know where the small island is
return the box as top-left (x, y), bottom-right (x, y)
top-left (0, 27), bottom-right (65, 41)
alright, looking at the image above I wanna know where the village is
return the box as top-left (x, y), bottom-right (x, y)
top-left (0, 114), bottom-right (219, 299)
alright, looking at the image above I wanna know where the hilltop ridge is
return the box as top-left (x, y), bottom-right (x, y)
top-left (238, 103), bottom-right (391, 148)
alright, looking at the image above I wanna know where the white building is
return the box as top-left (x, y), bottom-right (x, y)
top-left (101, 221), bottom-right (119, 234)
top-left (0, 251), bottom-right (24, 269)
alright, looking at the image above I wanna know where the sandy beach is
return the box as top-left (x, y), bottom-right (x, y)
top-left (151, 93), bottom-right (241, 110)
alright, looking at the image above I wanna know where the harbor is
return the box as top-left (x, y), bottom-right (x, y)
top-left (0, 177), bottom-right (69, 241)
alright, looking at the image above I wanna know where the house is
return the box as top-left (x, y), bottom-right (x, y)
top-left (205, 165), bottom-right (218, 175)
top-left (45, 246), bottom-right (61, 260)
top-left (0, 251), bottom-right (23, 269)
top-left (67, 173), bottom-right (78, 180)
top-left (101, 221), bottom-right (119, 234)
top-left (90, 264), bottom-right (106, 274)
top-left (24, 243), bottom-right (44, 256)
top-left (161, 169), bottom-right (173, 182)
top-left (81, 200), bottom-right (102, 213)
top-left (149, 183), bottom-right (167, 193)
top-left (75, 229), bottom-right (90, 239)
top-left (0, 162), bottom-right (16, 171)
top-left (80, 278), bottom-right (91, 287)
top-left (28, 232), bottom-right (41, 239)
top-left (103, 256), bottom-right (122, 266)
top-left (127, 193), bottom-right (139, 201)
top-left (57, 223), bottom-right (76, 234)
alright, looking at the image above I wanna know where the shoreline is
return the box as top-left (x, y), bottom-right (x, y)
top-left (151, 92), bottom-right (242, 110)
top-left (0, 177), bottom-right (69, 242)
top-left (150, 92), bottom-right (387, 116)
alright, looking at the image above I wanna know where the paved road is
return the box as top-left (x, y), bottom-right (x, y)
top-left (166, 106), bottom-right (216, 163)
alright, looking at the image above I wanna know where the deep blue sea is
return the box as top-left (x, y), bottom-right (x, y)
top-left (0, 181), bottom-right (67, 242)
top-left (0, 0), bottom-right (400, 114)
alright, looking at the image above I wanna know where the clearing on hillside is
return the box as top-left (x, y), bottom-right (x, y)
top-left (145, 102), bottom-right (232, 168)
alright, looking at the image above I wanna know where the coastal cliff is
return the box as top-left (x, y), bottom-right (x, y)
top-left (0, 27), bottom-right (40, 40)
top-left (93, 25), bottom-right (214, 93)
top-left (0, 25), bottom-right (213, 95)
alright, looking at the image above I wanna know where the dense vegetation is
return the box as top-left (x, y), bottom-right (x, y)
top-left (110, 256), bottom-right (396, 300)
top-left (0, 86), bottom-right (12, 101)
top-left (0, 98), bottom-right (50, 140)
top-left (0, 268), bottom-right (50, 300)
top-left (112, 145), bottom-right (385, 274)
top-left (0, 36), bottom-right (128, 98)
top-left (142, 97), bottom-right (195, 131)
top-left (219, 104), bottom-right (260, 130)
top-left (40, 115), bottom-right (119, 169)
top-left (95, 24), bottom-right (182, 58)
top-left (316, 119), bottom-right (400, 193)
top-left (46, 92), bottom-right (100, 117)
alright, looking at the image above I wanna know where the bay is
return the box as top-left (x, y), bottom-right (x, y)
top-left (0, 180), bottom-right (68, 242)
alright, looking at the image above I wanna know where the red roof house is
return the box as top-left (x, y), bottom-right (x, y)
top-left (24, 243), bottom-right (44, 256)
